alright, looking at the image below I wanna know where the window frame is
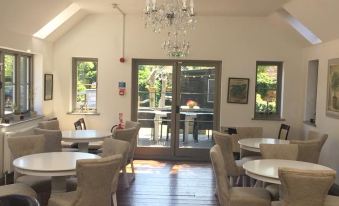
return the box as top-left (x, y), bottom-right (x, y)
top-left (0, 48), bottom-right (33, 118)
top-left (72, 57), bottom-right (98, 114)
top-left (254, 61), bottom-right (283, 120)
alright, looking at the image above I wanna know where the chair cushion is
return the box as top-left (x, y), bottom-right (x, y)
top-left (230, 187), bottom-right (271, 206)
top-left (62, 148), bottom-right (79, 152)
top-left (48, 191), bottom-right (77, 206)
top-left (88, 141), bottom-right (103, 150)
top-left (0, 183), bottom-right (37, 198)
top-left (61, 141), bottom-right (76, 148)
top-left (241, 156), bottom-right (262, 163)
top-left (16, 175), bottom-right (51, 193)
top-left (325, 195), bottom-right (339, 206)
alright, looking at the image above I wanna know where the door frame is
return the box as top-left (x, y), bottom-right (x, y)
top-left (131, 58), bottom-right (221, 161)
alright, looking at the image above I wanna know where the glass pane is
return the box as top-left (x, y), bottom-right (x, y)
top-left (137, 65), bottom-right (172, 148)
top-left (76, 60), bottom-right (97, 112)
top-left (255, 65), bottom-right (278, 115)
top-left (179, 66), bottom-right (215, 149)
top-left (19, 56), bottom-right (30, 112)
top-left (4, 54), bottom-right (15, 115)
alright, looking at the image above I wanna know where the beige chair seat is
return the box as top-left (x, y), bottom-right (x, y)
top-left (231, 187), bottom-right (271, 206)
top-left (61, 141), bottom-right (75, 148)
top-left (48, 191), bottom-right (77, 206)
top-left (88, 141), bottom-right (103, 150)
top-left (272, 195), bottom-right (339, 206)
top-left (0, 183), bottom-right (37, 198)
top-left (325, 195), bottom-right (339, 206)
top-left (16, 175), bottom-right (51, 193)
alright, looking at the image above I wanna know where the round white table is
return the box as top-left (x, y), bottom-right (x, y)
top-left (238, 138), bottom-right (290, 153)
top-left (243, 159), bottom-right (335, 184)
top-left (13, 152), bottom-right (100, 193)
top-left (62, 130), bottom-right (111, 152)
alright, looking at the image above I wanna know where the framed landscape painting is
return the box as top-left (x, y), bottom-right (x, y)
top-left (227, 78), bottom-right (249, 104)
top-left (327, 59), bottom-right (339, 118)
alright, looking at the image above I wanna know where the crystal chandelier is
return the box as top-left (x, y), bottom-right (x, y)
top-left (144, 0), bottom-right (196, 57)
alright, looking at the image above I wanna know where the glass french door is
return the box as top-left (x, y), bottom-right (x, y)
top-left (132, 59), bottom-right (221, 160)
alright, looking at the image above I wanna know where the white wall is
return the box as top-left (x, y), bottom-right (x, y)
top-left (53, 13), bottom-right (306, 137)
top-left (302, 39), bottom-right (339, 183)
top-left (0, 29), bottom-right (54, 116)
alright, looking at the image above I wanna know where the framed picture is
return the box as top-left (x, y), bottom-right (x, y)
top-left (326, 59), bottom-right (339, 118)
top-left (44, 74), bottom-right (53, 101)
top-left (227, 78), bottom-right (250, 104)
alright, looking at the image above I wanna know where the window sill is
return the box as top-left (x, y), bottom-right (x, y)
top-left (67, 112), bottom-right (100, 115)
top-left (0, 115), bottom-right (44, 127)
top-left (303, 121), bottom-right (316, 127)
top-left (252, 117), bottom-right (286, 121)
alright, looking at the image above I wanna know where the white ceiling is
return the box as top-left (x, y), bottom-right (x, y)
top-left (284, 0), bottom-right (339, 43)
top-left (73, 0), bottom-right (291, 16)
top-left (3, 0), bottom-right (339, 45)
top-left (0, 0), bottom-right (71, 35)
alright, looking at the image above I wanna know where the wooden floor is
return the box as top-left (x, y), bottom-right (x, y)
top-left (117, 160), bottom-right (218, 206)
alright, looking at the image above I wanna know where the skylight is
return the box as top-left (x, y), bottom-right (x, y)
top-left (277, 8), bottom-right (322, 45)
top-left (33, 3), bottom-right (81, 39)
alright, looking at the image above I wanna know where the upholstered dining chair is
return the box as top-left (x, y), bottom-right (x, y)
top-left (230, 127), bottom-right (263, 161)
top-left (0, 183), bottom-right (37, 200)
top-left (38, 120), bottom-right (60, 130)
top-left (112, 121), bottom-right (140, 188)
top-left (74, 118), bottom-right (102, 151)
top-left (271, 167), bottom-right (336, 206)
top-left (210, 145), bottom-right (271, 206)
top-left (213, 131), bottom-right (245, 186)
top-left (7, 135), bottom-right (51, 204)
top-left (290, 134), bottom-right (328, 163)
top-left (33, 128), bottom-right (62, 152)
top-left (260, 144), bottom-right (298, 161)
top-left (0, 194), bottom-right (40, 206)
top-left (102, 138), bottom-right (130, 204)
top-left (38, 119), bottom-right (73, 149)
top-left (66, 138), bottom-right (130, 204)
top-left (277, 124), bottom-right (290, 140)
top-left (260, 144), bottom-right (299, 200)
top-left (48, 155), bottom-right (123, 206)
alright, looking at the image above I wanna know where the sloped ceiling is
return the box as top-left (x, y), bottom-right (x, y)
top-left (72, 0), bottom-right (290, 16)
top-left (0, 0), bottom-right (72, 36)
top-left (284, 0), bottom-right (339, 43)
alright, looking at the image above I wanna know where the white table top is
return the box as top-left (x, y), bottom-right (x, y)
top-left (243, 159), bottom-right (335, 184)
top-left (13, 152), bottom-right (100, 176)
top-left (62, 130), bottom-right (111, 143)
top-left (238, 138), bottom-right (290, 152)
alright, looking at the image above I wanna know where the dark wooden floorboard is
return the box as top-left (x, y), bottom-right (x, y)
top-left (117, 160), bottom-right (219, 206)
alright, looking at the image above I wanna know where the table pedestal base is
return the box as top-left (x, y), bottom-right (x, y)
top-left (78, 143), bottom-right (89, 152)
top-left (51, 176), bottom-right (67, 193)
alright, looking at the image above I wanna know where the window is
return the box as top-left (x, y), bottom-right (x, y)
top-left (305, 60), bottom-right (318, 126)
top-left (254, 61), bottom-right (283, 120)
top-left (0, 49), bottom-right (33, 117)
top-left (72, 57), bottom-right (98, 113)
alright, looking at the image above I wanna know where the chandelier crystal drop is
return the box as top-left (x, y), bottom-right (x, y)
top-left (144, 0), bottom-right (196, 57)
